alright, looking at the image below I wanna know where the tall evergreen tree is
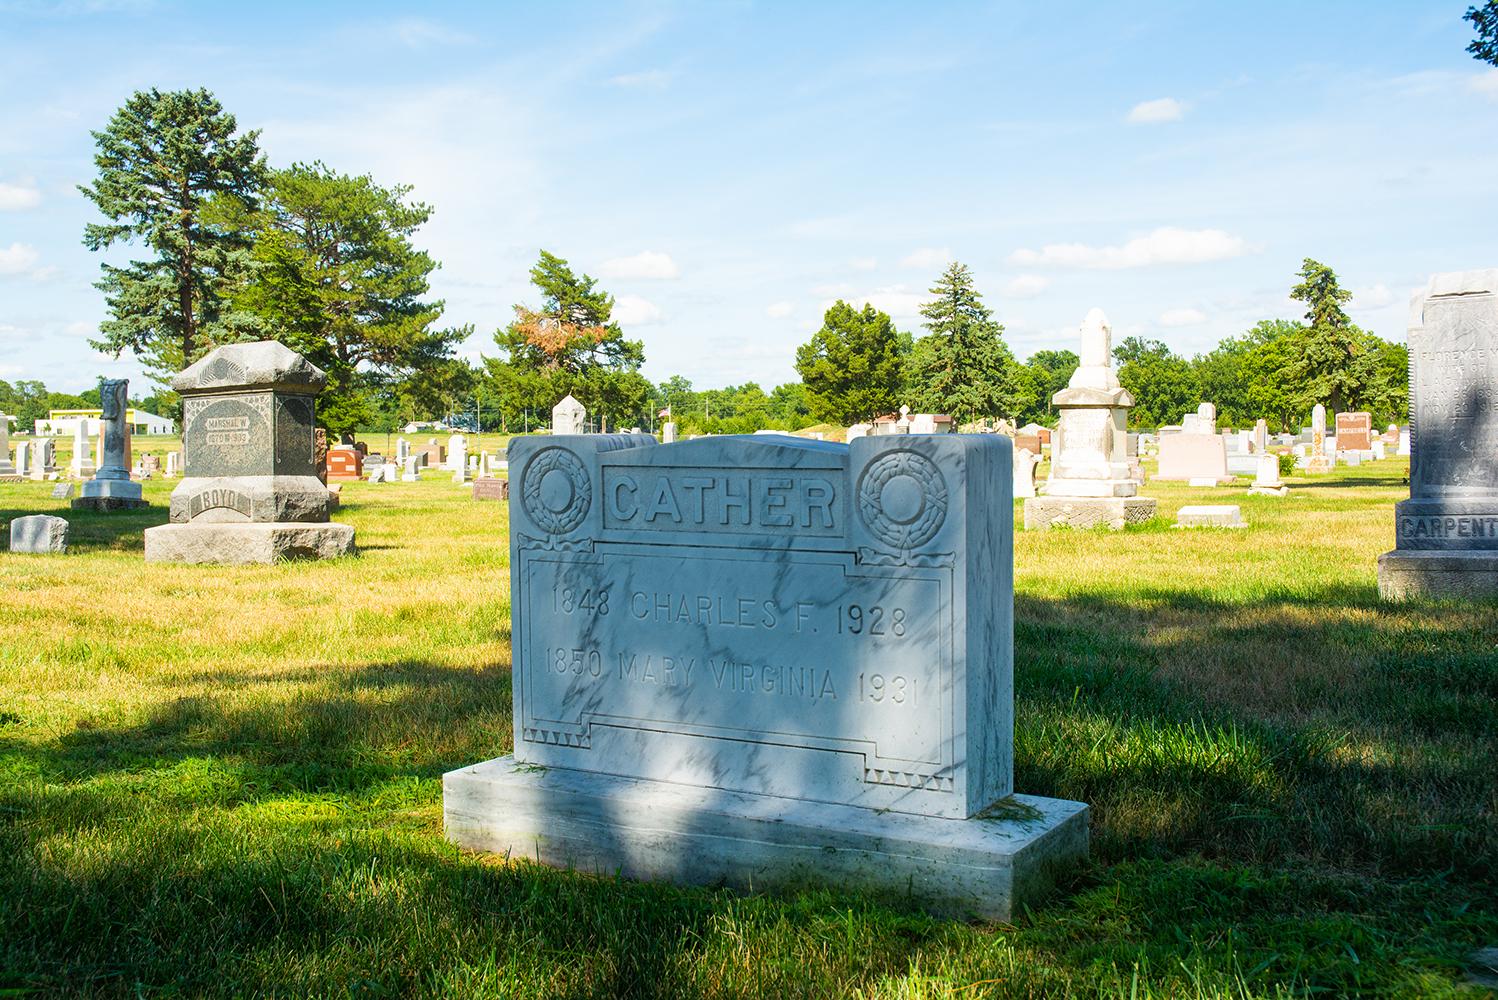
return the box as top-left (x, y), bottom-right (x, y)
top-left (906, 262), bottom-right (1018, 423)
top-left (485, 251), bottom-right (649, 430)
top-left (794, 300), bottom-right (905, 424)
top-left (223, 162), bottom-right (463, 435)
top-left (1284, 258), bottom-right (1373, 414)
top-left (80, 88), bottom-right (267, 380)
top-left (1468, 1), bottom-right (1498, 65)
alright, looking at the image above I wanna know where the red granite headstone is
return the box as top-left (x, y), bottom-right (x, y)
top-left (473, 477), bottom-right (510, 501)
top-left (1335, 411), bottom-right (1373, 451)
top-left (314, 428), bottom-right (328, 484)
top-left (326, 446), bottom-right (363, 480)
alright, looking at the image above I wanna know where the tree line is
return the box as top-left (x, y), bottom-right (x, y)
top-left (79, 87), bottom-right (1410, 437)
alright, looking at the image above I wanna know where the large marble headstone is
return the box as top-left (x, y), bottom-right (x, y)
top-left (144, 341), bottom-right (355, 564)
top-left (74, 379), bottom-right (147, 510)
top-left (1305, 404), bottom-right (1334, 473)
top-left (445, 433), bottom-right (1088, 918)
top-left (1379, 269), bottom-right (1498, 599)
top-left (1025, 309), bottom-right (1156, 529)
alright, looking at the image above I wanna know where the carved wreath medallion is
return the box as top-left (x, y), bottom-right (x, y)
top-left (521, 447), bottom-right (591, 534)
top-left (856, 450), bottom-right (948, 550)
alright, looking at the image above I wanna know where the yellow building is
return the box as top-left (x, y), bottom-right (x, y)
top-left (36, 408), bottom-right (176, 436)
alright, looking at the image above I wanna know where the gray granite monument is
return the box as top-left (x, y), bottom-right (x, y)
top-left (444, 432), bottom-right (1088, 918)
top-left (1024, 309), bottom-right (1156, 529)
top-left (1379, 269), bottom-right (1498, 599)
top-left (74, 379), bottom-right (148, 511)
top-left (9, 514), bottom-right (69, 553)
top-left (143, 341), bottom-right (356, 564)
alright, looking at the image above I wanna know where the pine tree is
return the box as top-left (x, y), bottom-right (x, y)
top-left (1285, 258), bottom-right (1369, 414)
top-left (80, 88), bottom-right (267, 379)
top-left (906, 262), bottom-right (1018, 423)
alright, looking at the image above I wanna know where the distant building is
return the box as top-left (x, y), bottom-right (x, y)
top-left (36, 408), bottom-right (176, 436)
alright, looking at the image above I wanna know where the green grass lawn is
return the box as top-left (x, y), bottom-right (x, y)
top-left (0, 458), bottom-right (1493, 998)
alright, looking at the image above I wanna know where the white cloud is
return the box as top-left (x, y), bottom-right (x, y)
top-left (1003, 275), bottom-right (1050, 299)
top-left (1349, 283), bottom-right (1397, 310)
top-left (822, 284), bottom-right (924, 323)
top-left (0, 243), bottom-right (40, 275)
top-left (812, 282), bottom-right (854, 298)
top-left (1159, 307), bottom-right (1207, 327)
top-left (1127, 97), bottom-right (1185, 124)
top-left (899, 247), bottom-right (952, 270)
top-left (613, 294), bottom-right (662, 326)
top-left (765, 301), bottom-right (794, 319)
top-left (1007, 227), bottom-right (1248, 270)
top-left (1470, 70), bottom-right (1498, 101)
top-left (850, 257), bottom-right (878, 271)
top-left (600, 250), bottom-right (679, 280)
top-left (0, 181), bottom-right (41, 210)
top-left (608, 69), bottom-right (672, 89)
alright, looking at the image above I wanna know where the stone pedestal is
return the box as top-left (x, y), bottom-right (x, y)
top-left (1023, 495), bottom-right (1157, 530)
top-left (77, 379), bottom-right (147, 510)
top-left (1377, 551), bottom-right (1498, 600)
top-left (144, 522), bottom-right (354, 564)
top-left (445, 757), bottom-right (1088, 922)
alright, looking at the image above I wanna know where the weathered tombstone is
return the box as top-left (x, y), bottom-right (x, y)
top-left (143, 341), bottom-right (356, 564)
top-left (1378, 269), bottom-right (1498, 599)
top-left (1305, 405), bottom-right (1334, 473)
top-left (0, 414), bottom-right (15, 478)
top-left (50, 482), bottom-right (74, 500)
top-left (661, 421), bottom-right (678, 443)
top-left (313, 428), bottom-right (328, 484)
top-left (13, 441), bottom-right (29, 477)
top-left (1013, 447), bottom-right (1040, 499)
top-left (447, 433), bottom-right (468, 472)
top-left (472, 476), bottom-right (509, 501)
top-left (1248, 453), bottom-right (1288, 496)
top-left (1025, 309), bottom-right (1156, 529)
top-left (1253, 419), bottom-right (1269, 454)
top-left (74, 379), bottom-right (148, 511)
top-left (444, 434), bottom-right (1088, 918)
top-left (164, 451), bottom-right (180, 477)
top-left (1157, 404), bottom-right (1231, 483)
top-left (31, 439), bottom-right (57, 480)
top-left (552, 394), bottom-right (587, 435)
top-left (396, 437), bottom-right (410, 463)
top-left (1176, 504), bottom-right (1247, 528)
top-left (402, 456), bottom-right (420, 481)
top-left (9, 514), bottom-right (69, 553)
top-left (1372, 440), bottom-right (1387, 461)
top-left (1335, 411), bottom-right (1373, 456)
top-left (846, 423), bottom-right (872, 441)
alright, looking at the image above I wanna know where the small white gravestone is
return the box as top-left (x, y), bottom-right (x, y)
top-left (447, 433), bottom-right (468, 473)
top-left (1176, 504), bottom-right (1247, 528)
top-left (661, 422), bottom-right (677, 443)
top-left (51, 482), bottom-right (75, 500)
top-left (14, 440), bottom-right (29, 477)
top-left (1253, 419), bottom-right (1268, 454)
top-left (0, 413), bottom-right (15, 477)
top-left (164, 451), bottom-right (180, 477)
top-left (396, 437), bottom-right (411, 462)
top-left (402, 456), bottom-right (420, 482)
top-left (444, 433), bottom-right (1088, 920)
top-left (846, 423), bottom-right (872, 441)
top-left (552, 394), bottom-right (587, 435)
top-left (1305, 404), bottom-right (1334, 473)
top-left (9, 514), bottom-right (69, 553)
top-left (1013, 447), bottom-right (1040, 499)
top-left (1372, 440), bottom-right (1387, 461)
top-left (1248, 453), bottom-right (1288, 496)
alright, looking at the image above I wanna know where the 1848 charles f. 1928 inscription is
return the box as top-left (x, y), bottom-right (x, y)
top-left (445, 432), bottom-right (1089, 919)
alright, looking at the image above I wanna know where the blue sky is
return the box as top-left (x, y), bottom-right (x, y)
top-left (2, 0), bottom-right (1495, 395)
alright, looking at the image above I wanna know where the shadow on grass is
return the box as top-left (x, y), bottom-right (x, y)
top-left (1012, 583), bottom-right (1498, 885)
top-left (1, 501), bottom-right (169, 554)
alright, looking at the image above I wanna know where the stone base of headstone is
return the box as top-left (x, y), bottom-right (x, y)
top-left (71, 496), bottom-right (150, 512)
top-left (1377, 551), bottom-right (1498, 601)
top-left (1247, 484), bottom-right (1288, 497)
top-left (444, 756), bottom-right (1089, 922)
top-left (143, 522), bottom-right (356, 565)
top-left (1175, 505), bottom-right (1247, 528)
top-left (9, 514), bottom-right (69, 553)
top-left (1304, 457), bottom-right (1334, 474)
top-left (1022, 496), bottom-right (1156, 530)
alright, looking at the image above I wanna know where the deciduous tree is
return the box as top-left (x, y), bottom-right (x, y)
top-left (795, 301), bottom-right (906, 424)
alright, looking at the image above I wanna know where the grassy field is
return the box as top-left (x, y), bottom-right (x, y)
top-left (0, 456), bottom-right (1494, 998)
